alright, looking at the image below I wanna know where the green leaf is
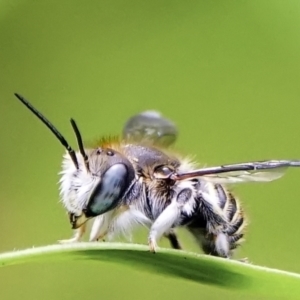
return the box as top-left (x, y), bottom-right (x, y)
top-left (0, 243), bottom-right (299, 298)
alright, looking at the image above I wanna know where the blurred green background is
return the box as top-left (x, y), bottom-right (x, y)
top-left (1, 0), bottom-right (300, 299)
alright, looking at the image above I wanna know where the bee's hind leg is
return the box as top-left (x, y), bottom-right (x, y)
top-left (187, 226), bottom-right (232, 258)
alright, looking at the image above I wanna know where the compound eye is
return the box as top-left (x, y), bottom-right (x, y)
top-left (154, 165), bottom-right (174, 179)
top-left (85, 164), bottom-right (130, 217)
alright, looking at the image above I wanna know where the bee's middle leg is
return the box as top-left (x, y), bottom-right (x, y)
top-left (148, 200), bottom-right (182, 252)
top-left (148, 188), bottom-right (192, 252)
top-left (164, 230), bottom-right (182, 250)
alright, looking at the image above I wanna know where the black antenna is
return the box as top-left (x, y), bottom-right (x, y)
top-left (14, 93), bottom-right (79, 169)
top-left (70, 118), bottom-right (90, 172)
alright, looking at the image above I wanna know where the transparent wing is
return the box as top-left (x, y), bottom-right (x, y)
top-left (172, 160), bottom-right (300, 183)
top-left (122, 110), bottom-right (178, 147)
top-left (201, 168), bottom-right (287, 184)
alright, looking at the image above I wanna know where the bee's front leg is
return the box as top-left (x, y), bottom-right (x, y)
top-left (58, 223), bottom-right (87, 244)
top-left (89, 215), bottom-right (107, 241)
top-left (89, 211), bottom-right (116, 241)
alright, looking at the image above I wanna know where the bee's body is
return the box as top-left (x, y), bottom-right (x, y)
top-left (14, 93), bottom-right (300, 259)
top-left (60, 140), bottom-right (245, 258)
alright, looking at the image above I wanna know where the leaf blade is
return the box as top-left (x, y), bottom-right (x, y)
top-left (0, 243), bottom-right (299, 298)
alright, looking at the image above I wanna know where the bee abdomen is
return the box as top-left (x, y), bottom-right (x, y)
top-left (224, 199), bottom-right (246, 252)
top-left (227, 215), bottom-right (245, 235)
top-left (226, 193), bottom-right (237, 221)
top-left (214, 184), bottom-right (227, 209)
top-left (215, 184), bottom-right (245, 231)
top-left (217, 186), bottom-right (246, 250)
top-left (229, 233), bottom-right (244, 245)
top-left (215, 184), bottom-right (238, 221)
top-left (187, 183), bottom-right (246, 258)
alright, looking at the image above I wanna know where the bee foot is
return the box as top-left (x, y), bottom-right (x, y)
top-left (238, 257), bottom-right (250, 264)
top-left (58, 237), bottom-right (81, 244)
top-left (148, 239), bottom-right (157, 253)
top-left (89, 232), bottom-right (107, 242)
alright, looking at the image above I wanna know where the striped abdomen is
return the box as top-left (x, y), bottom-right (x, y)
top-left (186, 181), bottom-right (246, 258)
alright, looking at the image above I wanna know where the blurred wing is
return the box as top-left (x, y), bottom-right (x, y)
top-left (202, 168), bottom-right (287, 184)
top-left (122, 110), bottom-right (178, 147)
top-left (173, 160), bottom-right (300, 183)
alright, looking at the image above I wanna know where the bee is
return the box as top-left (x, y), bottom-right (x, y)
top-left (14, 93), bottom-right (300, 258)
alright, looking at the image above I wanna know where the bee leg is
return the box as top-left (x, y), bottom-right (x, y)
top-left (89, 213), bottom-right (114, 242)
top-left (89, 215), bottom-right (106, 241)
top-left (214, 232), bottom-right (230, 258)
top-left (105, 207), bottom-right (151, 242)
top-left (202, 233), bottom-right (231, 258)
top-left (58, 223), bottom-right (87, 244)
top-left (238, 257), bottom-right (249, 263)
top-left (164, 230), bottom-right (182, 250)
top-left (148, 200), bottom-right (182, 252)
top-left (148, 188), bottom-right (192, 252)
top-left (188, 227), bottom-right (231, 258)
